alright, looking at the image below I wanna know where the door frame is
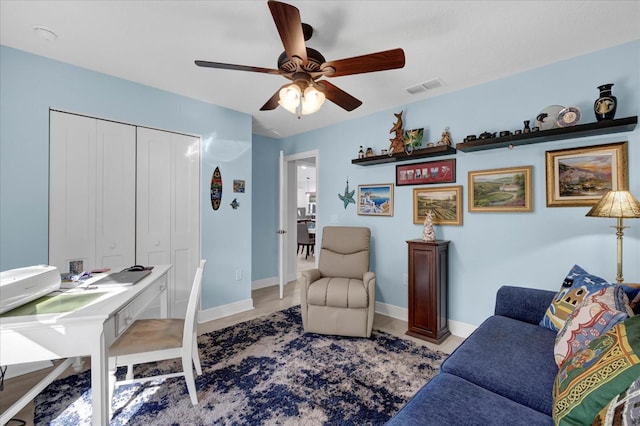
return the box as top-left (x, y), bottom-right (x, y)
top-left (279, 150), bottom-right (319, 290)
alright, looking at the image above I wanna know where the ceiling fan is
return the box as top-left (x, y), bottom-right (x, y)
top-left (195, 0), bottom-right (405, 116)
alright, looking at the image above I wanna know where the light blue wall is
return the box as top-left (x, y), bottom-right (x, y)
top-left (0, 45), bottom-right (253, 310)
top-left (256, 40), bottom-right (640, 327)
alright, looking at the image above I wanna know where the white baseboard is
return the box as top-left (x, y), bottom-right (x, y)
top-left (374, 301), bottom-right (476, 339)
top-left (252, 276), bottom-right (278, 290)
top-left (198, 298), bottom-right (254, 323)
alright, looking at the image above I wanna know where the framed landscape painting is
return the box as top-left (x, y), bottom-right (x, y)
top-left (468, 166), bottom-right (533, 212)
top-left (545, 142), bottom-right (628, 207)
top-left (412, 185), bottom-right (462, 225)
top-left (357, 184), bottom-right (394, 216)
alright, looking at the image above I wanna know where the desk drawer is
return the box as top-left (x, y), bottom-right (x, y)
top-left (114, 274), bottom-right (167, 337)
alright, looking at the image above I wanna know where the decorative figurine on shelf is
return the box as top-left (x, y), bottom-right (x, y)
top-left (338, 178), bottom-right (355, 209)
top-left (523, 120), bottom-right (531, 133)
top-left (437, 127), bottom-right (452, 146)
top-left (422, 210), bottom-right (436, 242)
top-left (358, 146), bottom-right (364, 159)
top-left (365, 147), bottom-right (374, 157)
top-left (388, 111), bottom-right (404, 155)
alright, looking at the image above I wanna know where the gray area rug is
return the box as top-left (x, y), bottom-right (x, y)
top-left (34, 305), bottom-right (446, 425)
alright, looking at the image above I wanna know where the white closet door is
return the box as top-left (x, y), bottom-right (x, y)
top-left (95, 120), bottom-right (136, 269)
top-left (136, 128), bottom-right (200, 317)
top-left (49, 111), bottom-right (97, 272)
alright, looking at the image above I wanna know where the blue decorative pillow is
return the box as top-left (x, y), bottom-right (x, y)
top-left (540, 265), bottom-right (611, 332)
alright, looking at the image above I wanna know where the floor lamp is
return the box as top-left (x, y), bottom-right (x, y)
top-left (586, 190), bottom-right (640, 283)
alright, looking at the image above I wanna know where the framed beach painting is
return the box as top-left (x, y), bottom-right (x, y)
top-left (357, 184), bottom-right (394, 216)
top-left (468, 166), bottom-right (533, 212)
top-left (412, 185), bottom-right (462, 225)
top-left (545, 142), bottom-right (628, 207)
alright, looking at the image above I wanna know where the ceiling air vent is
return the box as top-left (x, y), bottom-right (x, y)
top-left (405, 78), bottom-right (445, 95)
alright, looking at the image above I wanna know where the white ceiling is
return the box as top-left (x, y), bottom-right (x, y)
top-left (1, 1), bottom-right (639, 139)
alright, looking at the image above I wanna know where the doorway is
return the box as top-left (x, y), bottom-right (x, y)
top-left (280, 150), bottom-right (318, 287)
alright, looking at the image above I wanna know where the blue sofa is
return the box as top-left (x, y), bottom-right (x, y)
top-left (387, 286), bottom-right (561, 426)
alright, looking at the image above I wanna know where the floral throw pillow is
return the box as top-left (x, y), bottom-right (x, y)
top-left (553, 315), bottom-right (640, 425)
top-left (540, 265), bottom-right (611, 332)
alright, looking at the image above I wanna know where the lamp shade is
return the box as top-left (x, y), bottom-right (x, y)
top-left (585, 190), bottom-right (640, 218)
top-left (278, 84), bottom-right (302, 114)
top-left (301, 85), bottom-right (325, 115)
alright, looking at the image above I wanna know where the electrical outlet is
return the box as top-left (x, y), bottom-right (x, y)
top-left (235, 269), bottom-right (242, 281)
top-left (402, 273), bottom-right (408, 286)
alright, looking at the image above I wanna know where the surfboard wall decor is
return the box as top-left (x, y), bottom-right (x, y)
top-left (211, 166), bottom-right (222, 211)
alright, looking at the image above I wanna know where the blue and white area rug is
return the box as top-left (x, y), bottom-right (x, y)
top-left (34, 306), bottom-right (446, 425)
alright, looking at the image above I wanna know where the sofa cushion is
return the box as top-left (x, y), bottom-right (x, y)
top-left (441, 315), bottom-right (558, 415)
top-left (553, 315), bottom-right (640, 425)
top-left (306, 277), bottom-right (369, 308)
top-left (385, 373), bottom-right (553, 426)
top-left (540, 264), bottom-right (610, 332)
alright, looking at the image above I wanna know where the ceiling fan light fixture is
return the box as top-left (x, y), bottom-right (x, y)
top-left (301, 84), bottom-right (325, 115)
top-left (278, 84), bottom-right (302, 114)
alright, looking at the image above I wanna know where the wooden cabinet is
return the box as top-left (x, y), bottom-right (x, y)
top-left (406, 239), bottom-right (450, 344)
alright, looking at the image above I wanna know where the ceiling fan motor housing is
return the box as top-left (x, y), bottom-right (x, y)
top-left (278, 48), bottom-right (326, 74)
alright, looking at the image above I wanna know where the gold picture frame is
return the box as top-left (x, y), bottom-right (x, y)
top-left (412, 185), bottom-right (463, 225)
top-left (468, 166), bottom-right (533, 212)
top-left (545, 142), bottom-right (628, 207)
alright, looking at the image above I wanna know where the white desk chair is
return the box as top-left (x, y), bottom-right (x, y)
top-left (108, 259), bottom-right (206, 409)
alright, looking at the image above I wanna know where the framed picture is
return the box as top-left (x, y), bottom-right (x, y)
top-left (403, 128), bottom-right (424, 148)
top-left (412, 185), bottom-right (462, 225)
top-left (396, 159), bottom-right (456, 186)
top-left (357, 184), bottom-right (394, 216)
top-left (468, 166), bottom-right (533, 212)
top-left (545, 142), bottom-right (628, 207)
top-left (233, 179), bottom-right (245, 193)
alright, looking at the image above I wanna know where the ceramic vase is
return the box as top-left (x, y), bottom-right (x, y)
top-left (594, 84), bottom-right (617, 121)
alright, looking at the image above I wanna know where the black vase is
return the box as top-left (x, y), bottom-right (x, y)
top-left (594, 84), bottom-right (617, 121)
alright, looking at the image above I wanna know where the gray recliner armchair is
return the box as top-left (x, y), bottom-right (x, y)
top-left (299, 226), bottom-right (376, 338)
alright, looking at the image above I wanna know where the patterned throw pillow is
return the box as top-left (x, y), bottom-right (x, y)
top-left (540, 265), bottom-right (611, 332)
top-left (592, 377), bottom-right (640, 426)
top-left (553, 315), bottom-right (640, 425)
top-left (554, 299), bottom-right (627, 368)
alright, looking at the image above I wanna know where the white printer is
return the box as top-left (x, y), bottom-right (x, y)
top-left (0, 265), bottom-right (61, 314)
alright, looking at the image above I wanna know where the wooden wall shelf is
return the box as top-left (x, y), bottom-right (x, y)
top-left (352, 145), bottom-right (456, 166)
top-left (455, 116), bottom-right (637, 153)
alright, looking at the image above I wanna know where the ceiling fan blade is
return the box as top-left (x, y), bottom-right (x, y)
top-left (268, 0), bottom-right (307, 65)
top-left (318, 81), bottom-right (362, 111)
top-left (195, 60), bottom-right (282, 75)
top-left (321, 48), bottom-right (405, 77)
top-left (260, 88), bottom-right (283, 111)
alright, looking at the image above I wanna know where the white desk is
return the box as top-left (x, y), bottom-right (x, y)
top-left (0, 265), bottom-right (171, 425)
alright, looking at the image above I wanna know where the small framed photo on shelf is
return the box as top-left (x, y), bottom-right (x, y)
top-left (357, 184), bottom-right (394, 217)
top-left (468, 166), bottom-right (533, 212)
top-left (412, 185), bottom-right (462, 225)
top-left (545, 141), bottom-right (628, 207)
top-left (396, 159), bottom-right (456, 186)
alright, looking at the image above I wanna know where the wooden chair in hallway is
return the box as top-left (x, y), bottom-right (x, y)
top-left (107, 259), bottom-right (206, 411)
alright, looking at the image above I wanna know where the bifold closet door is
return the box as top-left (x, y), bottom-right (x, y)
top-left (49, 111), bottom-right (135, 273)
top-left (136, 127), bottom-right (200, 317)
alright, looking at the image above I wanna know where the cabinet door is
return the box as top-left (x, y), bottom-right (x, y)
top-left (49, 111), bottom-right (97, 272)
top-left (95, 120), bottom-right (136, 269)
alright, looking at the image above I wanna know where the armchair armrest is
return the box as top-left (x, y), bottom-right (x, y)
top-left (494, 286), bottom-right (556, 325)
top-left (363, 271), bottom-right (375, 287)
top-left (300, 269), bottom-right (321, 288)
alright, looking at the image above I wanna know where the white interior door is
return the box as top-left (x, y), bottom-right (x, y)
top-left (277, 151), bottom-right (286, 299)
top-left (49, 111), bottom-right (135, 273)
top-left (136, 127), bottom-right (200, 317)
